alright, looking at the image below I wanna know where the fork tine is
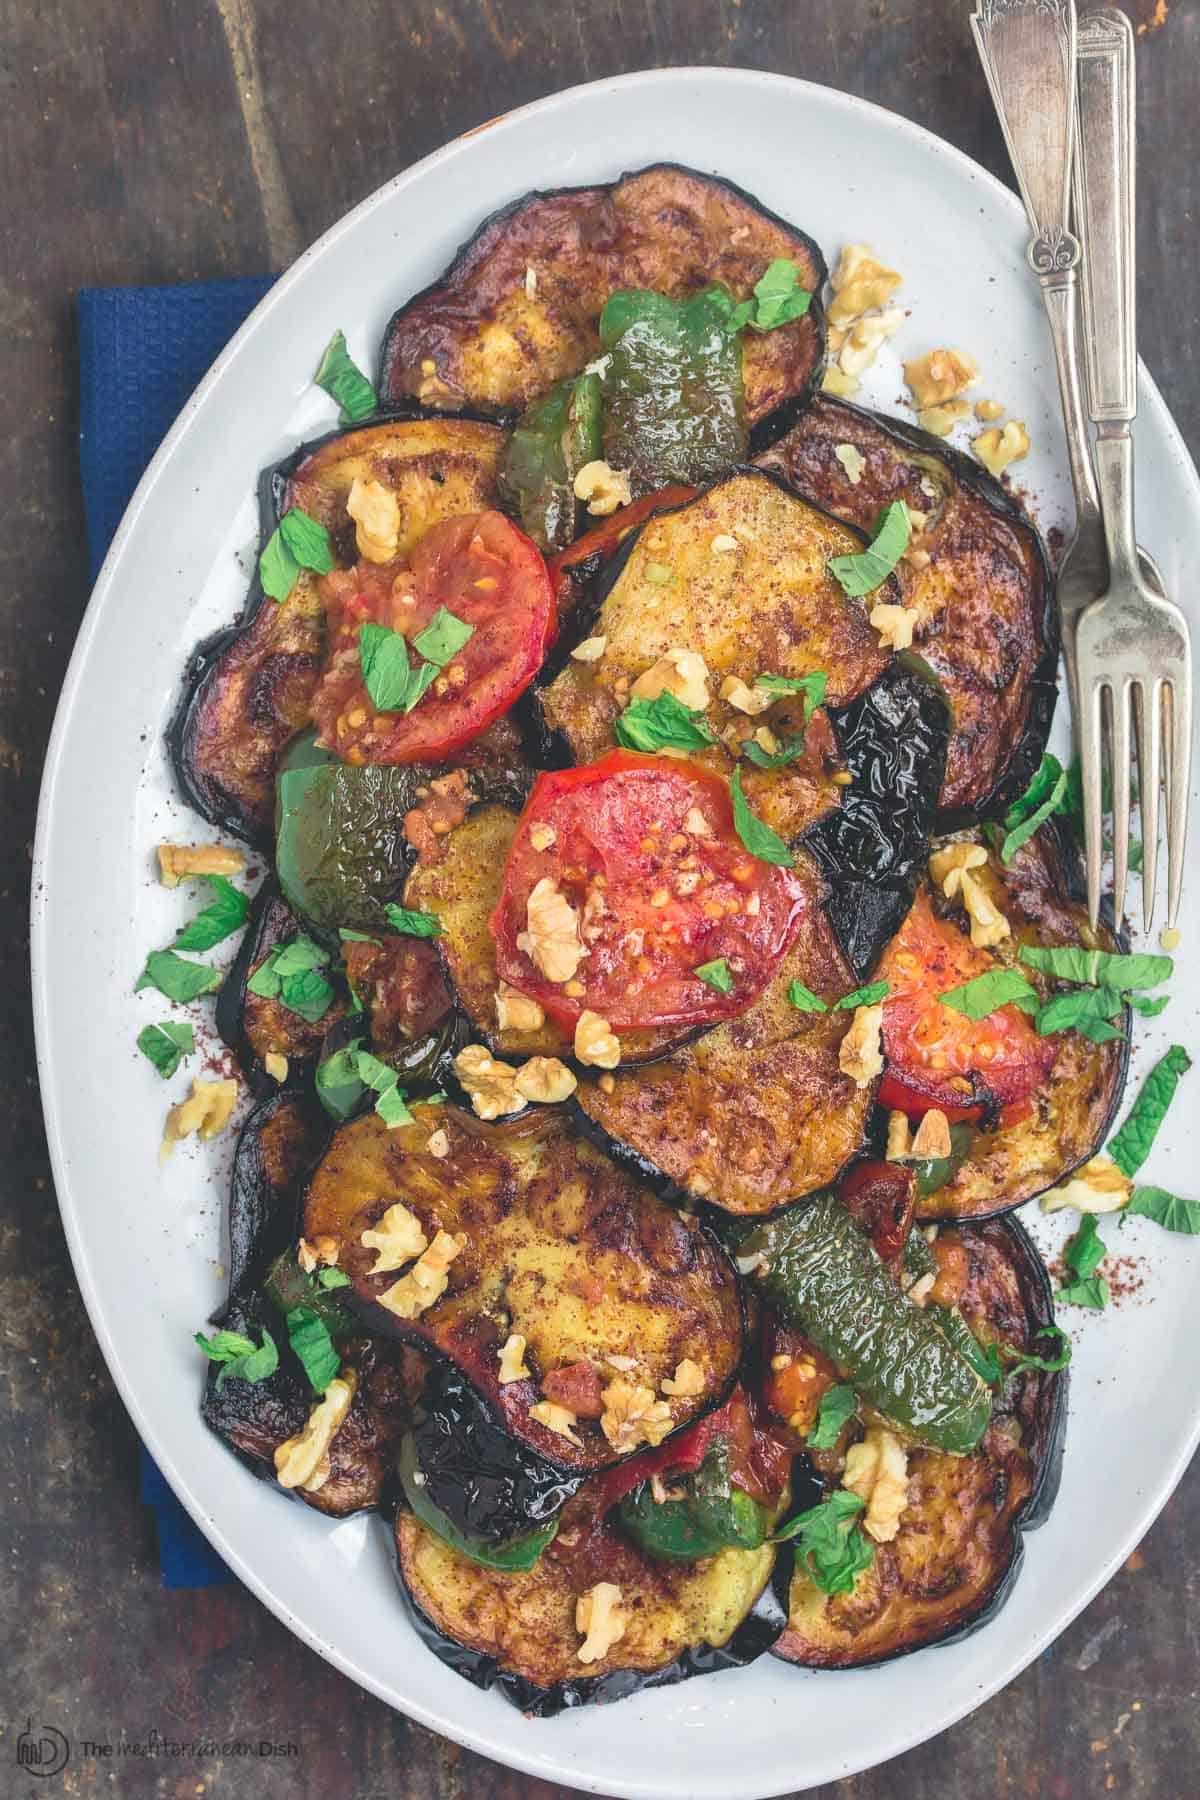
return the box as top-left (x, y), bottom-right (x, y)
top-left (1082, 674), bottom-right (1107, 931)
top-left (1133, 677), bottom-right (1161, 934)
top-left (1110, 679), bottom-right (1133, 930)
top-left (1165, 678), bottom-right (1192, 931)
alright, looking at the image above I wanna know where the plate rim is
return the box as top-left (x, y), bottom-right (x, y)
top-left (30, 62), bottom-right (1200, 1800)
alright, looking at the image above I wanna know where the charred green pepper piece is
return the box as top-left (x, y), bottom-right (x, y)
top-left (263, 1248), bottom-right (358, 1338)
top-left (599, 286), bottom-right (746, 493)
top-left (745, 1193), bottom-right (991, 1455)
top-left (914, 1121), bottom-right (975, 1197)
top-left (397, 1430), bottom-right (558, 1571)
top-left (275, 733), bottom-right (417, 932)
top-left (618, 1441), bottom-right (770, 1562)
top-left (499, 372), bottom-right (603, 551)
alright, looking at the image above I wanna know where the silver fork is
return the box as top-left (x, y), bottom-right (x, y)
top-left (1072, 8), bottom-right (1191, 932)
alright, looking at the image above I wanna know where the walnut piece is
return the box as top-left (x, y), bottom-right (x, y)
top-left (574, 1011), bottom-right (620, 1070)
top-left (828, 244), bottom-right (903, 324)
top-left (529, 1399), bottom-right (583, 1446)
top-left (1040, 1155), bottom-right (1131, 1215)
top-left (513, 1055), bottom-right (577, 1104)
top-left (869, 603), bottom-right (916, 651)
top-left (156, 842), bottom-right (245, 888)
top-left (498, 1332), bottom-right (531, 1384)
top-left (837, 306), bottom-right (906, 377)
top-left (576, 1582), bottom-right (628, 1664)
top-left (453, 1045), bottom-right (523, 1119)
top-left (929, 841), bottom-right (989, 899)
top-left (959, 869), bottom-right (1011, 949)
top-left (264, 1051), bottom-right (289, 1084)
top-left (834, 443), bottom-right (866, 485)
top-left (346, 476), bottom-right (401, 563)
top-left (516, 878), bottom-right (587, 985)
top-left (917, 399), bottom-right (971, 438)
top-left (161, 1078), bottom-right (239, 1160)
top-left (910, 1108), bottom-right (952, 1161)
top-left (573, 459), bottom-right (633, 517)
top-left (904, 347), bottom-right (980, 409)
top-left (629, 647), bottom-right (711, 713)
top-left (274, 1371), bottom-right (357, 1490)
top-left (360, 1201), bottom-right (429, 1274)
top-left (377, 1229), bottom-right (465, 1319)
top-left (600, 1378), bottom-right (674, 1453)
top-left (973, 420), bottom-right (1031, 479)
top-left (885, 1110), bottom-right (913, 1161)
top-left (495, 981), bottom-right (546, 1033)
top-left (660, 1358), bottom-right (705, 1398)
top-left (719, 674), bottom-right (774, 716)
top-left (838, 1004), bottom-right (884, 1089)
top-left (842, 1426), bottom-right (910, 1543)
top-left (975, 397), bottom-right (1005, 422)
top-left (570, 636), bottom-right (607, 664)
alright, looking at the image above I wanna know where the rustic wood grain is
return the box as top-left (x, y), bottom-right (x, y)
top-left (1, 1), bottom-right (1195, 1795)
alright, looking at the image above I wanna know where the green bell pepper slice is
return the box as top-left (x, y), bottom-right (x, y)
top-left (499, 371), bottom-right (603, 552)
top-left (618, 1441), bottom-right (771, 1563)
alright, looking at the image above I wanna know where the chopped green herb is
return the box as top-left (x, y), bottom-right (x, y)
top-left (412, 605), bottom-right (475, 667)
top-left (172, 874), bottom-right (250, 952)
top-left (1128, 992), bottom-right (1170, 1019)
top-left (730, 765), bottom-right (794, 868)
top-left (286, 1305), bottom-right (341, 1393)
top-left (1017, 945), bottom-right (1172, 991)
top-left (806, 1383), bottom-right (857, 1450)
top-left (272, 936), bottom-right (329, 976)
top-left (314, 1038), bottom-right (367, 1122)
top-left (1064, 1213), bottom-right (1107, 1281)
top-left (358, 622), bottom-right (436, 714)
top-left (788, 980), bottom-right (829, 1013)
top-left (383, 903), bottom-right (443, 939)
top-left (247, 936), bottom-right (335, 1024)
top-left (317, 1267), bottom-right (353, 1289)
top-left (740, 731), bottom-right (808, 770)
top-left (259, 529), bottom-right (300, 602)
top-left (613, 690), bottom-right (717, 755)
top-left (1127, 1186), bottom-right (1200, 1235)
top-left (277, 967), bottom-right (337, 1023)
top-left (279, 507), bottom-right (334, 574)
top-left (752, 670), bottom-right (828, 718)
top-left (827, 501), bottom-right (910, 598)
top-left (772, 1490), bottom-right (874, 1595)
top-left (939, 968), bottom-right (1039, 1021)
top-left (729, 259), bottom-right (813, 333)
top-left (338, 928), bottom-right (381, 944)
top-left (313, 328), bottom-right (378, 423)
top-left (1034, 985), bottom-right (1126, 1042)
top-left (1107, 1044), bottom-right (1191, 1178)
top-left (195, 1325), bottom-right (278, 1392)
top-left (693, 958), bottom-right (733, 994)
top-left (1000, 753), bottom-right (1070, 864)
top-left (352, 1047), bottom-right (414, 1128)
top-left (375, 1083), bottom-right (415, 1128)
top-left (136, 1020), bottom-right (195, 1079)
top-left (1055, 1275), bottom-right (1109, 1310)
top-left (963, 1324), bottom-right (1074, 1387)
top-left (833, 980), bottom-right (889, 1011)
top-left (135, 950), bottom-right (223, 1004)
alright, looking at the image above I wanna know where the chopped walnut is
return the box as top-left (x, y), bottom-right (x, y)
top-left (885, 1110), bottom-right (913, 1161)
top-left (160, 1078), bottom-right (239, 1160)
top-left (842, 1426), bottom-right (910, 1543)
top-left (1040, 1155), bottom-right (1131, 1215)
top-left (360, 1201), bottom-right (429, 1274)
top-left (377, 1229), bottom-right (465, 1320)
top-left (828, 244), bottom-right (903, 324)
top-left (660, 1358), bottom-right (705, 1398)
top-left (973, 420), bottom-right (1030, 479)
top-left (570, 636), bottom-right (607, 664)
top-left (529, 1399), bottom-right (583, 1446)
top-left (869, 603), bottom-right (916, 651)
top-left (600, 1378), bottom-right (674, 1453)
top-left (838, 1004), bottom-right (884, 1089)
top-left (720, 674), bottom-right (774, 716)
top-left (834, 443), bottom-right (866, 485)
top-left (156, 842), bottom-right (245, 888)
top-left (297, 1235), bottom-right (338, 1273)
top-left (346, 476), bottom-right (401, 563)
top-left (929, 841), bottom-right (989, 899)
top-left (513, 1055), bottom-right (577, 1104)
top-left (426, 1127), bottom-right (450, 1159)
top-left (264, 1051), bottom-right (289, 1084)
top-left (960, 869), bottom-right (1011, 950)
top-left (576, 1581), bottom-right (628, 1664)
top-left (910, 1108), bottom-right (952, 1161)
top-left (975, 397), bottom-right (1005, 422)
top-left (274, 1371), bottom-right (357, 1490)
top-left (573, 459), bottom-right (633, 517)
top-left (495, 981), bottom-right (546, 1033)
top-left (917, 400), bottom-right (972, 438)
top-left (904, 348), bottom-right (980, 409)
top-left (837, 306), bottom-right (906, 377)
top-left (516, 878), bottom-right (587, 985)
top-left (629, 647), bottom-right (711, 713)
top-left (498, 1332), bottom-right (531, 1384)
top-left (454, 1044), bottom-right (523, 1119)
top-left (574, 1010), bottom-right (621, 1070)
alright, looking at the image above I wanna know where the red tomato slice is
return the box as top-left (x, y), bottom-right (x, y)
top-left (877, 888), bottom-right (1055, 1119)
top-left (311, 510), bottom-right (554, 764)
top-left (489, 750), bottom-right (809, 1031)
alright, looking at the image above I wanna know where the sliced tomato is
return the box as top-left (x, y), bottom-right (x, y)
top-left (489, 750), bottom-right (808, 1031)
top-left (878, 888), bottom-right (1056, 1120)
top-left (311, 510), bottom-right (554, 764)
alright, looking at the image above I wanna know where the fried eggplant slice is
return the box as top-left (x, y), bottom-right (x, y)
top-left (380, 163), bottom-right (825, 431)
top-left (756, 395), bottom-right (1056, 817)
top-left (573, 849), bottom-right (874, 1215)
top-left (212, 1091), bottom-right (333, 1320)
top-left (169, 417), bottom-right (508, 843)
top-left (774, 1214), bottom-right (1066, 1666)
top-left (395, 1479), bottom-right (786, 1714)
top-left (217, 884), bottom-right (346, 1091)
top-left (303, 1104), bottom-right (743, 1471)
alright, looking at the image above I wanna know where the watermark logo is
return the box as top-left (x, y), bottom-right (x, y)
top-left (16, 1721), bottom-right (70, 1779)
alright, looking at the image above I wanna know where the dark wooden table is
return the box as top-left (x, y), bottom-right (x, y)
top-left (4, 2), bottom-right (1195, 1794)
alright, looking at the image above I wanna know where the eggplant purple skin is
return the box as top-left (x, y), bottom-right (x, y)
top-left (210, 1089), bottom-right (332, 1324)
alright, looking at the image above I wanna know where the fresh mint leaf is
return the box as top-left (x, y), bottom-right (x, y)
top-left (1034, 985), bottom-right (1125, 1040)
top-left (828, 501), bottom-right (910, 598)
top-left (315, 1038), bottom-right (367, 1121)
top-left (278, 506), bottom-right (334, 574)
top-left (772, 1490), bottom-right (874, 1596)
top-left (259, 527), bottom-right (301, 602)
top-left (286, 1305), bottom-right (341, 1393)
top-left (195, 1325), bottom-right (278, 1392)
top-left (730, 765), bottom-right (794, 868)
top-left (741, 731), bottom-right (808, 770)
top-left (787, 981), bottom-right (829, 1013)
top-left (613, 690), bottom-right (717, 754)
top-left (729, 259), bottom-right (813, 333)
top-left (374, 1083), bottom-right (415, 1128)
top-left (1127, 1187), bottom-right (1200, 1235)
top-left (1128, 992), bottom-right (1170, 1018)
top-left (1003, 1325), bottom-right (1073, 1379)
top-left (359, 622), bottom-right (417, 712)
top-left (136, 1020), bottom-right (195, 1078)
top-left (1107, 1045), bottom-right (1191, 1178)
top-left (272, 935), bottom-right (328, 977)
top-left (753, 671), bottom-right (828, 717)
top-left (833, 980), bottom-right (888, 1011)
top-left (248, 936), bottom-right (335, 1023)
top-left (135, 950), bottom-right (223, 1003)
top-left (1055, 1275), bottom-right (1109, 1310)
top-left (338, 928), bottom-right (381, 944)
top-left (313, 328), bottom-right (378, 423)
top-left (1064, 1213), bottom-right (1107, 1281)
top-left (1018, 945), bottom-right (1173, 991)
top-left (172, 874), bottom-right (250, 952)
top-left (693, 958), bottom-right (733, 994)
top-left (317, 1267), bottom-right (353, 1289)
top-left (939, 968), bottom-right (1039, 1021)
top-left (1000, 756), bottom-right (1070, 864)
top-left (278, 968), bottom-right (336, 1023)
top-left (413, 606), bottom-right (474, 667)
top-left (383, 904), bottom-right (443, 939)
top-left (807, 1383), bottom-right (857, 1450)
top-left (353, 1048), bottom-right (414, 1128)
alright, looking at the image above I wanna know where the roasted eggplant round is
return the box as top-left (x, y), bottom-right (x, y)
top-left (774, 1213), bottom-right (1066, 1667)
top-left (217, 884), bottom-right (346, 1092)
top-left (211, 1090), bottom-right (332, 1320)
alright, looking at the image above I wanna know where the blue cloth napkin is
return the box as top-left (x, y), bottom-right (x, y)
top-left (79, 275), bottom-right (275, 1585)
